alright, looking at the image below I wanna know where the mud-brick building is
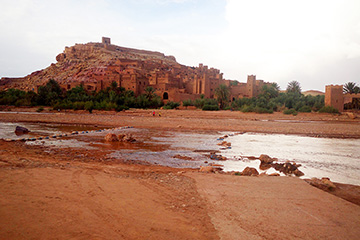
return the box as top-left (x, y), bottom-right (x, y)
top-left (325, 85), bottom-right (360, 112)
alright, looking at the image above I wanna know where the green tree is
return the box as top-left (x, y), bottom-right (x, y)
top-left (37, 79), bottom-right (63, 105)
top-left (144, 86), bottom-right (156, 101)
top-left (286, 80), bottom-right (302, 95)
top-left (343, 82), bottom-right (359, 94)
top-left (214, 84), bottom-right (230, 109)
top-left (260, 83), bottom-right (279, 100)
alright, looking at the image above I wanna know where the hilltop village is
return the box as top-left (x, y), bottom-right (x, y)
top-left (0, 37), bottom-right (271, 102)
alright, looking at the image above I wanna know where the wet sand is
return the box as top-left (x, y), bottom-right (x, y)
top-left (1, 108), bottom-right (360, 239)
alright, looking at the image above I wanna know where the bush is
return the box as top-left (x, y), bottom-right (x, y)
top-left (298, 105), bottom-right (312, 112)
top-left (164, 101), bottom-right (180, 109)
top-left (36, 107), bottom-right (44, 112)
top-left (115, 104), bottom-right (129, 112)
top-left (318, 106), bottom-right (339, 114)
top-left (72, 101), bottom-right (85, 110)
top-left (202, 104), bottom-right (219, 111)
top-left (84, 101), bottom-right (94, 113)
top-left (241, 105), bottom-right (254, 113)
top-left (283, 108), bottom-right (297, 115)
top-left (182, 99), bottom-right (194, 107)
top-left (254, 106), bottom-right (273, 114)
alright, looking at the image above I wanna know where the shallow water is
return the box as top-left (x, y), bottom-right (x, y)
top-left (218, 132), bottom-right (360, 185)
top-left (1, 122), bottom-right (359, 185)
top-left (0, 122), bottom-right (100, 139)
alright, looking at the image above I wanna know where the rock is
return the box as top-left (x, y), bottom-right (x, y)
top-left (118, 134), bottom-right (136, 142)
top-left (15, 126), bottom-right (30, 135)
top-left (241, 167), bottom-right (259, 176)
top-left (199, 166), bottom-right (214, 173)
top-left (321, 177), bottom-right (336, 190)
top-left (217, 141), bottom-right (231, 147)
top-left (259, 154), bottom-right (274, 164)
top-left (209, 153), bottom-right (227, 161)
top-left (269, 173), bottom-right (280, 177)
top-left (104, 133), bottom-right (118, 142)
top-left (259, 162), bottom-right (272, 170)
top-left (306, 177), bottom-right (336, 191)
top-left (294, 169), bottom-right (304, 177)
top-left (172, 154), bottom-right (194, 161)
top-left (56, 53), bottom-right (66, 62)
top-left (346, 112), bottom-right (357, 119)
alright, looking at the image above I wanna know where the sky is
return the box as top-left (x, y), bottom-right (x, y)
top-left (1, 0), bottom-right (359, 91)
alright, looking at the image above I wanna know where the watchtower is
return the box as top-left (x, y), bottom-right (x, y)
top-left (325, 85), bottom-right (344, 112)
top-left (102, 37), bottom-right (111, 45)
top-left (246, 75), bottom-right (256, 98)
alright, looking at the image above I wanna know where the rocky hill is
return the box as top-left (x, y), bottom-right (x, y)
top-left (0, 39), bottom-right (180, 92)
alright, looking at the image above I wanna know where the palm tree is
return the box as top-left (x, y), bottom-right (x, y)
top-left (343, 82), bottom-right (359, 94)
top-left (286, 80), bottom-right (301, 95)
top-left (214, 84), bottom-right (230, 109)
top-left (144, 86), bottom-right (156, 101)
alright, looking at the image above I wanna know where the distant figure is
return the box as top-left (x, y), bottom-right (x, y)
top-left (158, 112), bottom-right (162, 117)
top-left (152, 111), bottom-right (155, 116)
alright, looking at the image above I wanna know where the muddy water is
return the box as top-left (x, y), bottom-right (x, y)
top-left (218, 132), bottom-right (360, 186)
top-left (1, 122), bottom-right (359, 185)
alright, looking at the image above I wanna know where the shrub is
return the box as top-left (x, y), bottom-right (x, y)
top-left (298, 105), bottom-right (312, 112)
top-left (182, 99), bottom-right (194, 107)
top-left (202, 104), bottom-right (219, 111)
top-left (72, 101), bottom-right (85, 110)
top-left (36, 107), bottom-right (44, 112)
top-left (164, 101), bottom-right (180, 109)
top-left (84, 101), bottom-right (94, 113)
top-left (318, 106), bottom-right (340, 114)
top-left (254, 106), bottom-right (273, 114)
top-left (115, 104), bottom-right (129, 112)
top-left (241, 105), bottom-right (254, 113)
top-left (283, 108), bottom-right (297, 115)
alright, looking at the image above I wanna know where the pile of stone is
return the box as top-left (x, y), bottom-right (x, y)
top-left (259, 154), bottom-right (304, 177)
top-left (104, 133), bottom-right (136, 142)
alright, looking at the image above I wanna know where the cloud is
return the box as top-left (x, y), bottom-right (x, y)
top-left (217, 0), bottom-right (360, 89)
top-left (1, 0), bottom-right (359, 91)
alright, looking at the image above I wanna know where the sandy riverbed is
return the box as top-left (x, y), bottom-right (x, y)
top-left (1, 108), bottom-right (360, 239)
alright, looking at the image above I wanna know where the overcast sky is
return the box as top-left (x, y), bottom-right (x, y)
top-left (1, 0), bottom-right (359, 91)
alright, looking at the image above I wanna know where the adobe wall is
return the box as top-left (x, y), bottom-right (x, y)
top-left (325, 85), bottom-right (344, 112)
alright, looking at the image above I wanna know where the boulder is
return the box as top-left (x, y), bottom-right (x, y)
top-left (118, 134), bottom-right (136, 142)
top-left (259, 154), bottom-right (274, 164)
top-left (306, 177), bottom-right (336, 191)
top-left (346, 112), bottom-right (357, 119)
top-left (321, 177), bottom-right (336, 190)
top-left (293, 169), bottom-right (304, 177)
top-left (56, 53), bottom-right (66, 62)
top-left (259, 162), bottom-right (272, 170)
top-left (15, 126), bottom-right (30, 135)
top-left (241, 167), bottom-right (259, 176)
top-left (199, 166), bottom-right (214, 173)
top-left (104, 133), bottom-right (118, 142)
